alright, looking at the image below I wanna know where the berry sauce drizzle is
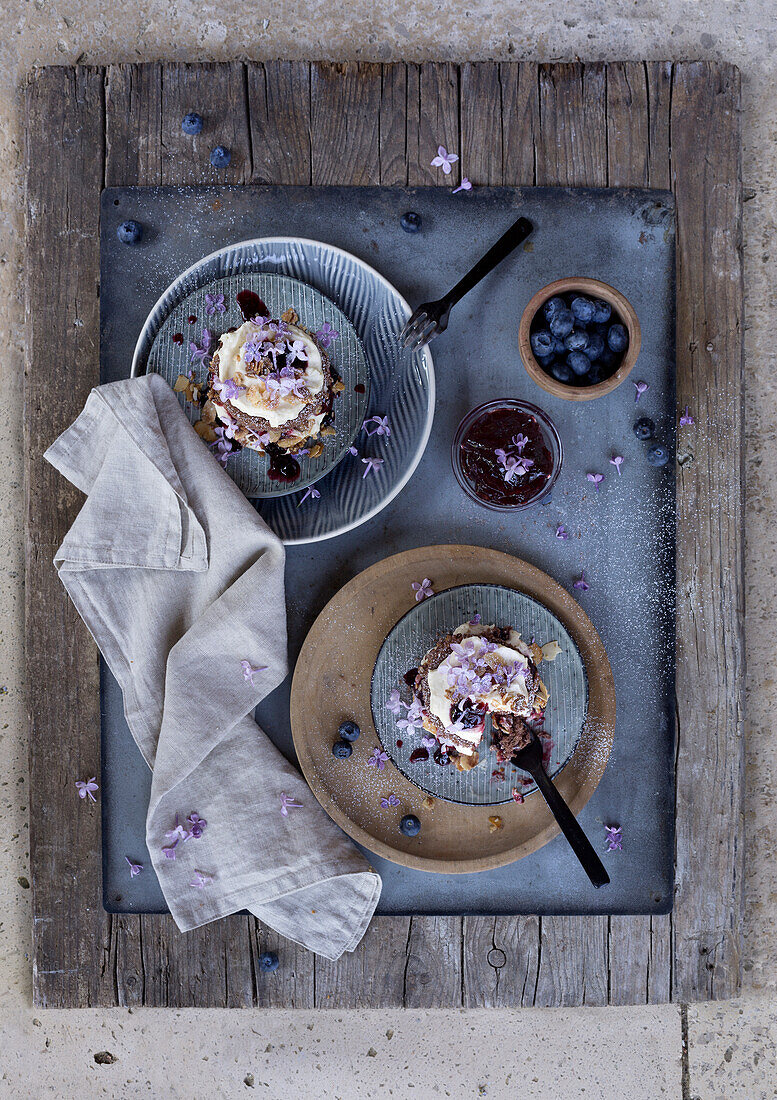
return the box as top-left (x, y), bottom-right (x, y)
top-left (236, 291), bottom-right (269, 322)
top-left (458, 406), bottom-right (553, 507)
top-left (266, 444), bottom-right (301, 485)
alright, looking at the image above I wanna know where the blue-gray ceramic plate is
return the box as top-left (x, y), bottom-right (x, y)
top-left (370, 584), bottom-right (589, 806)
top-left (132, 237), bottom-right (435, 543)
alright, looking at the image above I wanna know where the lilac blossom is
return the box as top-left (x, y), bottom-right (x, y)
top-left (421, 735), bottom-right (438, 750)
top-left (431, 145), bottom-right (459, 174)
top-left (189, 329), bottom-right (212, 366)
top-left (280, 792), bottom-right (303, 817)
top-left (286, 339), bottom-right (309, 364)
top-left (367, 748), bottom-right (390, 771)
top-left (633, 380), bottom-right (649, 404)
top-left (573, 572), bottom-right (590, 592)
top-left (511, 433), bottom-right (529, 452)
top-left (411, 577), bottom-right (434, 601)
top-left (185, 812), bottom-right (207, 839)
top-left (363, 415), bottom-right (391, 438)
top-left (605, 825), bottom-right (623, 851)
top-left (452, 177), bottom-right (473, 194)
top-left (190, 870), bottom-right (213, 888)
top-left (125, 857), bottom-right (143, 877)
top-left (162, 840), bottom-right (179, 860)
top-left (587, 472), bottom-right (604, 491)
top-left (165, 815), bottom-right (188, 844)
top-left (361, 456), bottom-right (384, 478)
top-left (397, 700), bottom-right (424, 732)
top-left (75, 777), bottom-right (99, 802)
top-left (679, 405), bottom-right (695, 426)
top-left (348, 445), bottom-right (359, 457)
top-left (204, 292), bottom-right (226, 315)
top-left (315, 322), bottom-right (339, 348)
top-left (298, 486), bottom-right (321, 506)
top-left (381, 794), bottom-right (400, 808)
top-left (469, 613), bottom-right (481, 624)
top-left (212, 375), bottom-right (246, 402)
top-left (386, 689), bottom-right (403, 715)
top-left (610, 455), bottom-right (624, 476)
top-left (241, 659), bottom-right (268, 686)
top-left (556, 524), bottom-right (569, 540)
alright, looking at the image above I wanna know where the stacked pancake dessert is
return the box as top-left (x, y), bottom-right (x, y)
top-left (206, 308), bottom-right (341, 456)
top-left (412, 621), bottom-right (549, 766)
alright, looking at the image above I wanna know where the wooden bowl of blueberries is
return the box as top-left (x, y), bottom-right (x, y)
top-left (518, 277), bottom-right (641, 401)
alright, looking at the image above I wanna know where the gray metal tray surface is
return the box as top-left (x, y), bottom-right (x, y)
top-left (99, 184), bottom-right (675, 917)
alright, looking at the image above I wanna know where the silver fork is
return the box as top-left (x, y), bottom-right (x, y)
top-left (400, 215), bottom-right (534, 352)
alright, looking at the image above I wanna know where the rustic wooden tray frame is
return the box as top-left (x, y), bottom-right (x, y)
top-left (24, 60), bottom-right (743, 1008)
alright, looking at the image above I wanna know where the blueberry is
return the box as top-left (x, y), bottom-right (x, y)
top-left (552, 335), bottom-right (566, 355)
top-left (543, 296), bottom-right (566, 320)
top-left (598, 347), bottom-right (619, 370)
top-left (117, 220), bottom-right (142, 245)
top-left (647, 444), bottom-right (670, 467)
top-left (592, 299), bottom-right (612, 324)
top-left (400, 211), bottom-right (421, 233)
top-left (570, 296), bottom-right (596, 323)
top-left (633, 416), bottom-right (655, 440)
top-left (585, 332), bottom-right (605, 361)
top-left (607, 323), bottom-right (628, 353)
top-left (530, 330), bottom-right (554, 357)
top-left (567, 350), bottom-right (592, 376)
top-left (332, 740), bottom-right (353, 758)
top-left (338, 720), bottom-right (361, 742)
top-left (399, 814), bottom-right (421, 837)
top-left (564, 329), bottom-right (589, 352)
top-left (181, 112), bottom-right (203, 135)
top-left (586, 366), bottom-right (602, 385)
top-left (210, 145), bottom-right (231, 168)
top-left (549, 359), bottom-right (574, 383)
top-left (549, 310), bottom-right (574, 339)
top-left (258, 951), bottom-right (279, 972)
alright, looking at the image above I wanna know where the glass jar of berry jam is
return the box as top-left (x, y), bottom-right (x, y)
top-left (452, 399), bottom-right (562, 511)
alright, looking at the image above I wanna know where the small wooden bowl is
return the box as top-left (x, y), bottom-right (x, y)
top-left (518, 277), bottom-right (641, 402)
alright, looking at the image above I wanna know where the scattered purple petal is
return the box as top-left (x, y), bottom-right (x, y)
top-left (165, 814), bottom-right (188, 843)
top-left (75, 777), bottom-right (99, 802)
top-left (452, 177), bottom-right (473, 194)
top-left (573, 571), bottom-right (590, 592)
top-left (241, 659), bottom-right (268, 686)
top-left (280, 792), bottom-right (303, 817)
top-left (190, 870), bottom-right (213, 889)
top-left (361, 456), bottom-right (384, 478)
top-left (469, 613), bottom-right (482, 624)
top-left (204, 293), bottom-right (227, 315)
top-left (679, 405), bottom-right (695, 427)
top-left (125, 856), bottom-right (143, 877)
top-left (367, 748), bottom-right (390, 771)
top-left (162, 840), bottom-right (179, 860)
top-left (586, 472), bottom-right (604, 491)
top-left (363, 415), bottom-right (391, 438)
top-left (298, 486), bottom-right (321, 506)
top-left (555, 524), bottom-right (569, 540)
top-left (411, 577), bottom-right (434, 602)
top-left (315, 322), bottom-right (340, 349)
top-left (430, 144), bottom-right (459, 174)
top-left (348, 446), bottom-right (359, 457)
top-left (185, 812), bottom-right (207, 839)
top-left (386, 689), bottom-right (403, 715)
top-left (212, 375), bottom-right (246, 402)
top-left (633, 380), bottom-right (649, 404)
top-left (605, 824), bottom-right (623, 851)
top-left (511, 433), bottom-right (529, 453)
top-left (189, 329), bottom-right (212, 366)
top-left (610, 455), bottom-right (625, 476)
top-left (421, 735), bottom-right (438, 750)
top-left (380, 793), bottom-right (400, 808)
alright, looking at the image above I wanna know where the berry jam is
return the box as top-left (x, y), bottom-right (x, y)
top-left (403, 668), bottom-right (418, 689)
top-left (172, 333), bottom-right (184, 345)
top-left (409, 747), bottom-right (429, 763)
top-left (236, 290), bottom-right (268, 322)
top-left (266, 444), bottom-right (301, 484)
top-left (457, 404), bottom-right (557, 509)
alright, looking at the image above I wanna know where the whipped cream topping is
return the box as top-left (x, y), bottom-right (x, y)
top-left (426, 626), bottom-right (535, 739)
top-left (216, 320), bottom-right (324, 429)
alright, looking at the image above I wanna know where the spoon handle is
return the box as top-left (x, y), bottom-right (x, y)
top-left (529, 762), bottom-right (610, 888)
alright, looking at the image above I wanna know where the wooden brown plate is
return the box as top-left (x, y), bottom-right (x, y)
top-left (290, 544), bottom-right (616, 873)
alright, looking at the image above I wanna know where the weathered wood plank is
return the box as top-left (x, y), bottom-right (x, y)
top-left (670, 60), bottom-right (744, 1002)
top-left (463, 916), bottom-right (540, 1007)
top-left (404, 917), bottom-right (462, 1008)
top-left (105, 64), bottom-right (163, 185)
top-left (606, 62), bottom-right (650, 188)
top-left (111, 915), bottom-right (145, 1008)
top-left (311, 62), bottom-right (382, 186)
top-left (537, 62), bottom-right (608, 187)
top-left (408, 61), bottom-right (459, 187)
top-left (24, 65), bottom-right (110, 1009)
top-left (246, 61), bottom-right (312, 186)
top-left (313, 917), bottom-right (411, 1007)
top-left (250, 919), bottom-right (315, 1008)
top-left (378, 63), bottom-right (408, 187)
top-left (499, 62), bottom-right (538, 186)
top-left (460, 63), bottom-right (503, 185)
top-left (534, 916), bottom-right (610, 1007)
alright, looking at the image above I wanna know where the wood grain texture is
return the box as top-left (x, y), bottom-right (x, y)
top-left (24, 60), bottom-right (743, 1007)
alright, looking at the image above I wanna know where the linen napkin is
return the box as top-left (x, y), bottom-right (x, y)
top-left (45, 373), bottom-right (380, 959)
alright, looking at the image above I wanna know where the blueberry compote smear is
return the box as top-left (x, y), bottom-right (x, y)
top-left (236, 290), bottom-right (268, 322)
top-left (266, 443), bottom-right (301, 484)
top-left (459, 406), bottom-right (553, 508)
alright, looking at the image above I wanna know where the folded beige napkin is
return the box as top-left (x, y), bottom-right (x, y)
top-left (45, 373), bottom-right (380, 959)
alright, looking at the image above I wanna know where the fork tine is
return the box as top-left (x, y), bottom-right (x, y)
top-left (400, 310), bottom-right (428, 347)
top-left (407, 319), bottom-right (438, 352)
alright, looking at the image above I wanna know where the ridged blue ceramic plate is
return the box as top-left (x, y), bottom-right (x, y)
top-left (131, 237), bottom-right (435, 543)
top-left (371, 584), bottom-right (589, 806)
